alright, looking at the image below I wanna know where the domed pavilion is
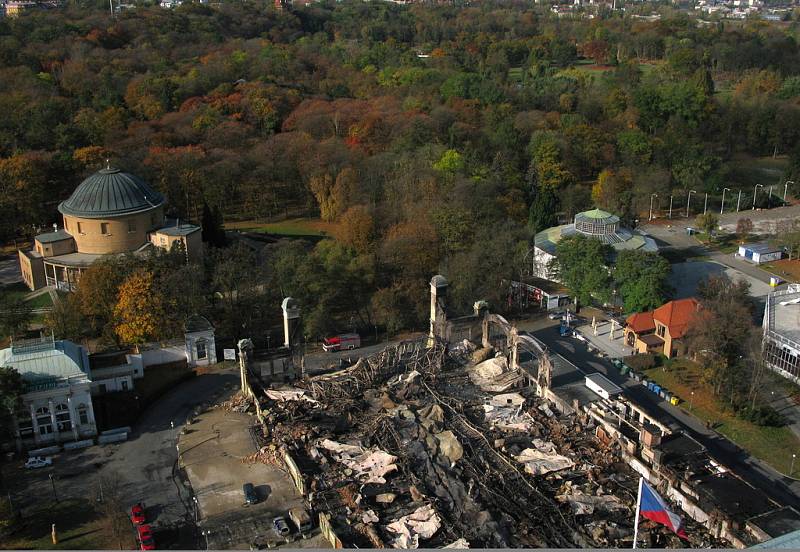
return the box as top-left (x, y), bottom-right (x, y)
top-left (19, 166), bottom-right (202, 291)
top-left (533, 208), bottom-right (658, 282)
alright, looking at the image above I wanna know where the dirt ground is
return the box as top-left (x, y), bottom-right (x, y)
top-left (763, 259), bottom-right (800, 283)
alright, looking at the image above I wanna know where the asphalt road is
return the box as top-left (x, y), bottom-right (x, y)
top-left (526, 320), bottom-right (800, 511)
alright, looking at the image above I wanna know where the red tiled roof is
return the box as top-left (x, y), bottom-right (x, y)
top-left (653, 298), bottom-right (700, 339)
top-left (626, 311), bottom-right (655, 333)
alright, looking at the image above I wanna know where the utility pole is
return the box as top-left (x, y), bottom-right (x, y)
top-left (649, 194), bottom-right (657, 221)
top-left (721, 188), bottom-right (730, 214)
top-left (767, 185), bottom-right (773, 208)
top-left (686, 190), bottom-right (696, 218)
top-left (703, 193), bottom-right (708, 215)
top-left (753, 184), bottom-right (763, 210)
top-left (48, 474), bottom-right (58, 503)
top-left (737, 190), bottom-right (742, 212)
top-left (668, 195), bottom-right (673, 219)
top-left (784, 181), bottom-right (794, 203)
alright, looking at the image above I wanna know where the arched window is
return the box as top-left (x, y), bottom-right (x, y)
top-left (55, 403), bottom-right (71, 432)
top-left (77, 404), bottom-right (89, 425)
top-left (35, 406), bottom-right (52, 435)
top-left (196, 338), bottom-right (208, 360)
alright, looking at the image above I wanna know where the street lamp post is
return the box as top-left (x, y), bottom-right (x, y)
top-left (48, 474), bottom-right (58, 503)
top-left (668, 195), bottom-right (673, 219)
top-left (792, 453), bottom-right (797, 477)
top-left (785, 181), bottom-right (794, 204)
top-left (690, 391), bottom-right (694, 412)
top-left (649, 194), bottom-right (658, 221)
top-left (737, 190), bottom-right (742, 212)
top-left (753, 184), bottom-right (763, 210)
top-left (721, 188), bottom-right (730, 214)
top-left (686, 190), bottom-right (697, 218)
top-left (703, 193), bottom-right (708, 215)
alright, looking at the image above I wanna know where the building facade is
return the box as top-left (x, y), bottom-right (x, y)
top-left (18, 166), bottom-right (202, 291)
top-left (624, 298), bottom-right (700, 358)
top-left (0, 336), bottom-right (98, 449)
top-left (763, 284), bottom-right (800, 383)
top-left (533, 209), bottom-right (658, 281)
top-left (185, 316), bottom-right (217, 367)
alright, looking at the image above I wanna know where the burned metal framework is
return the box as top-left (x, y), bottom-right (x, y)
top-left (307, 337), bottom-right (446, 402)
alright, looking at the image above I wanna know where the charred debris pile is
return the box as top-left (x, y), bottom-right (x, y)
top-left (247, 337), bottom-right (716, 548)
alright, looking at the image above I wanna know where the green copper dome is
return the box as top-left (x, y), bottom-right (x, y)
top-left (58, 168), bottom-right (164, 219)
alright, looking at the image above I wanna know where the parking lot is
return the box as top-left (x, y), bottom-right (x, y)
top-left (2, 367), bottom-right (239, 549)
top-left (181, 402), bottom-right (328, 549)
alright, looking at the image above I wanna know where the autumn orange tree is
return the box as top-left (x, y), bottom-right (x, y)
top-left (113, 269), bottom-right (177, 345)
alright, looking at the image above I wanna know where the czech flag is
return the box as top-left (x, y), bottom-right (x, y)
top-left (638, 479), bottom-right (688, 540)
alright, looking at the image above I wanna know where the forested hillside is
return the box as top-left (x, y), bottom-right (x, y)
top-left (3, 1), bottom-right (800, 338)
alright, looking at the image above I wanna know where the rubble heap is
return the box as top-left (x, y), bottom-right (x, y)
top-left (246, 337), bottom-right (719, 549)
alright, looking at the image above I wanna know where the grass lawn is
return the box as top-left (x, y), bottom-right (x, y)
top-left (0, 497), bottom-right (134, 550)
top-left (762, 259), bottom-right (800, 283)
top-left (694, 231), bottom-right (741, 254)
top-left (727, 154), bottom-right (789, 193)
top-left (26, 292), bottom-right (53, 309)
top-left (224, 217), bottom-right (335, 238)
top-left (644, 359), bottom-right (800, 475)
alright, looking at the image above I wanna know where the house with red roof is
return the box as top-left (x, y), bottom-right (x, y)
top-left (624, 298), bottom-right (701, 358)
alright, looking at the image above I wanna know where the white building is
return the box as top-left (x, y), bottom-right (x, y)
top-left (184, 315), bottom-right (217, 367)
top-left (737, 243), bottom-right (784, 265)
top-left (1, 336), bottom-right (97, 449)
top-left (763, 284), bottom-right (800, 384)
top-left (533, 208), bottom-right (658, 281)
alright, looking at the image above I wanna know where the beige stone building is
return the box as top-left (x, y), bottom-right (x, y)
top-left (19, 166), bottom-right (202, 291)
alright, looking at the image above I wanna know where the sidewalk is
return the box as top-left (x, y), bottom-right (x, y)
top-left (574, 320), bottom-right (634, 359)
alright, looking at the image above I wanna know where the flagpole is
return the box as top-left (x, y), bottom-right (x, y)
top-left (633, 477), bottom-right (644, 549)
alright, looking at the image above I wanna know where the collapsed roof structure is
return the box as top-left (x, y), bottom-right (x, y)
top-left (227, 277), bottom-right (722, 549)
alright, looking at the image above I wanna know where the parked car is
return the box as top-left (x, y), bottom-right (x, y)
top-left (137, 524), bottom-right (156, 551)
top-left (288, 507), bottom-right (312, 538)
top-left (271, 516), bottom-right (290, 539)
top-left (243, 483), bottom-right (258, 505)
top-left (24, 456), bottom-right (52, 469)
top-left (130, 503), bottom-right (146, 525)
top-left (547, 312), bottom-right (563, 320)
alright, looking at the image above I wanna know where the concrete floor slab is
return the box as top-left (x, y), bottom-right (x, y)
top-left (179, 406), bottom-right (323, 549)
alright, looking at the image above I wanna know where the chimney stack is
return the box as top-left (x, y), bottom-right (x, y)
top-left (429, 275), bottom-right (448, 342)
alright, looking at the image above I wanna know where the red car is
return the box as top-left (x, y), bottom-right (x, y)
top-left (137, 524), bottom-right (156, 551)
top-left (131, 503), bottom-right (146, 525)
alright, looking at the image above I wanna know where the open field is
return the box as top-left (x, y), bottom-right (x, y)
top-left (224, 218), bottom-right (335, 238)
top-left (694, 231), bottom-right (741, 254)
top-left (644, 359), bottom-right (800, 475)
top-left (726, 154), bottom-right (789, 193)
top-left (762, 259), bottom-right (800, 283)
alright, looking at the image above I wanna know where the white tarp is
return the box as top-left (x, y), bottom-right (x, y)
top-left (265, 388), bottom-right (317, 403)
top-left (556, 490), bottom-right (627, 516)
top-left (513, 440), bottom-right (574, 475)
top-left (488, 393), bottom-right (526, 407)
top-left (386, 504), bottom-right (442, 549)
top-left (319, 439), bottom-right (398, 484)
top-left (483, 402), bottom-right (535, 433)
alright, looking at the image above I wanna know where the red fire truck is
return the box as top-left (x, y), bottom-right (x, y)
top-left (322, 333), bottom-right (361, 352)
